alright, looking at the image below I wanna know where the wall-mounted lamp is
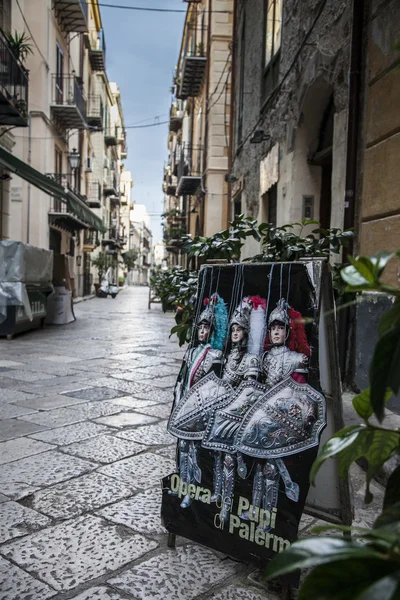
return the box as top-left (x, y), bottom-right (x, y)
top-left (76, 255), bottom-right (82, 267)
top-left (68, 148), bottom-right (81, 171)
top-left (0, 173), bottom-right (12, 181)
top-left (250, 130), bottom-right (270, 144)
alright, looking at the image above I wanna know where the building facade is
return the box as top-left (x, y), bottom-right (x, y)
top-left (162, 0), bottom-right (233, 266)
top-left (130, 203), bottom-right (152, 285)
top-left (0, 0), bottom-right (128, 297)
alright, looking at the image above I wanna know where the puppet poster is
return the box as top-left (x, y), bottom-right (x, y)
top-left (161, 262), bottom-right (327, 567)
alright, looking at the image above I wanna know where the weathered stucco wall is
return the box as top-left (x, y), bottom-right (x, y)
top-left (359, 0), bottom-right (400, 285)
top-left (230, 0), bottom-right (351, 250)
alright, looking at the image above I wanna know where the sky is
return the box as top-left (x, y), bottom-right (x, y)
top-left (100, 1), bottom-right (186, 243)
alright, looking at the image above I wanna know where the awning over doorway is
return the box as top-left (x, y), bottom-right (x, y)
top-left (0, 146), bottom-right (105, 232)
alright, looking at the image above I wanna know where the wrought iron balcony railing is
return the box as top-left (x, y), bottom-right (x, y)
top-left (163, 169), bottom-right (177, 196)
top-left (53, 0), bottom-right (88, 34)
top-left (0, 30), bottom-right (29, 126)
top-left (176, 144), bottom-right (203, 196)
top-left (87, 181), bottom-right (101, 208)
top-left (177, 25), bottom-right (207, 99)
top-left (51, 75), bottom-right (87, 129)
top-left (169, 101), bottom-right (184, 133)
top-left (104, 125), bottom-right (124, 147)
top-left (88, 28), bottom-right (106, 71)
top-left (103, 170), bottom-right (118, 196)
top-left (86, 94), bottom-right (103, 129)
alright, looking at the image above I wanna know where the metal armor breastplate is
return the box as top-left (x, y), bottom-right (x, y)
top-left (223, 350), bottom-right (261, 387)
top-left (262, 346), bottom-right (307, 388)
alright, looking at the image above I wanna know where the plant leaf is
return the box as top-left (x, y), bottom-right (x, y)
top-left (298, 559), bottom-right (400, 600)
top-left (265, 538), bottom-right (384, 581)
top-left (374, 501), bottom-right (400, 529)
top-left (310, 426), bottom-right (366, 485)
top-left (383, 465), bottom-right (400, 509)
top-left (378, 301), bottom-right (400, 337)
top-left (370, 327), bottom-right (400, 421)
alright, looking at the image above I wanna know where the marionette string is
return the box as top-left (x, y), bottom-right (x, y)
top-left (279, 262), bottom-right (283, 299)
top-left (287, 263), bottom-right (292, 304)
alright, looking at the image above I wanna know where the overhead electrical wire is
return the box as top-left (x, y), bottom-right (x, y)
top-left (89, 2), bottom-right (232, 14)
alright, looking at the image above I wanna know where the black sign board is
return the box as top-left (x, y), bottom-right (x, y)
top-left (162, 261), bottom-right (339, 568)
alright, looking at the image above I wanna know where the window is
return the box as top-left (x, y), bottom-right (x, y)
top-left (233, 195), bottom-right (242, 219)
top-left (263, 0), bottom-right (283, 100)
top-left (261, 184), bottom-right (277, 226)
top-left (55, 43), bottom-right (64, 103)
top-left (237, 14), bottom-right (246, 145)
top-left (0, 0), bottom-right (11, 32)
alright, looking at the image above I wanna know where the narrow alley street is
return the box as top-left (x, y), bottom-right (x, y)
top-left (0, 288), bottom-right (384, 600)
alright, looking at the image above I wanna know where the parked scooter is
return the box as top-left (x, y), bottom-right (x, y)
top-left (97, 268), bottom-right (119, 299)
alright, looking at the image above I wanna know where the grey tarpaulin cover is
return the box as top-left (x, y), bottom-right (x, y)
top-left (0, 241), bottom-right (53, 323)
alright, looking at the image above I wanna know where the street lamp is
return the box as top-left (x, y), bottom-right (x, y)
top-left (68, 148), bottom-right (81, 192)
top-left (68, 148), bottom-right (81, 171)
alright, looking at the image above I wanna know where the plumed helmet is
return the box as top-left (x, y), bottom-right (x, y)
top-left (230, 297), bottom-right (252, 331)
top-left (268, 298), bottom-right (290, 328)
top-left (197, 293), bottom-right (229, 350)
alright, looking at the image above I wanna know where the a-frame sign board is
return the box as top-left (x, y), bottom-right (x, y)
top-left (161, 260), bottom-right (352, 570)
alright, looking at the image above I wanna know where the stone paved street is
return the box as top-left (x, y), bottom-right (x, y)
top-left (0, 288), bottom-right (383, 600)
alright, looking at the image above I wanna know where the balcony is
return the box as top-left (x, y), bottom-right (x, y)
top-left (51, 75), bottom-right (86, 130)
top-left (104, 126), bottom-right (120, 147)
top-left (103, 171), bottom-right (118, 196)
top-left (86, 94), bottom-right (103, 129)
top-left (87, 181), bottom-right (101, 208)
top-left (102, 227), bottom-right (123, 249)
top-left (88, 29), bottom-right (106, 71)
top-left (177, 26), bottom-right (207, 100)
top-left (176, 144), bottom-right (202, 196)
top-left (0, 31), bottom-right (29, 126)
top-left (163, 170), bottom-right (177, 196)
top-left (53, 0), bottom-right (88, 33)
top-left (48, 196), bottom-right (89, 232)
top-left (83, 229), bottom-right (97, 250)
top-left (169, 102), bottom-right (183, 133)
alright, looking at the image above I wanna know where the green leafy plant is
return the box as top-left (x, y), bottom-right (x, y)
top-left (121, 248), bottom-right (138, 271)
top-left (265, 250), bottom-right (400, 600)
top-left (91, 252), bottom-right (116, 283)
top-left (245, 218), bottom-right (354, 263)
top-left (183, 214), bottom-right (261, 262)
top-left (4, 30), bottom-right (33, 63)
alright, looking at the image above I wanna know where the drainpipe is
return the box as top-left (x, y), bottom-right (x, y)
top-left (200, 0), bottom-right (212, 237)
top-left (343, 0), bottom-right (363, 248)
top-left (227, 0), bottom-right (237, 226)
top-left (26, 112), bottom-right (32, 244)
top-left (339, 0), bottom-right (364, 386)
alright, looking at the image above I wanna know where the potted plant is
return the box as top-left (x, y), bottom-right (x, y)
top-left (3, 30), bottom-right (33, 63)
top-left (118, 275), bottom-right (125, 287)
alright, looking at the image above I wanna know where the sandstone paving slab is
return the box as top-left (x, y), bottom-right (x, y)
top-left (0, 555), bottom-right (56, 600)
top-left (0, 418), bottom-right (47, 442)
top-left (108, 545), bottom-right (238, 600)
top-left (98, 488), bottom-right (166, 535)
top-left (131, 389), bottom-right (173, 405)
top-left (110, 397), bottom-right (158, 409)
top-left (140, 375), bottom-right (177, 389)
top-left (94, 412), bottom-right (158, 428)
top-left (0, 403), bottom-right (38, 419)
top-left (62, 386), bottom-right (127, 401)
top-left (0, 437), bottom-right (54, 465)
top-left (155, 445), bottom-right (176, 460)
top-left (41, 355), bottom-right (82, 363)
top-left (133, 365), bottom-right (178, 378)
top-left (68, 587), bottom-right (127, 600)
top-left (98, 452), bottom-right (175, 489)
top-left (0, 360), bottom-right (24, 368)
top-left (0, 389), bottom-right (37, 404)
top-left (134, 404), bottom-right (172, 420)
top-left (68, 400), bottom-right (133, 420)
top-left (31, 472), bottom-right (134, 519)
top-left (0, 500), bottom-right (52, 543)
top-left (3, 370), bottom-right (56, 382)
top-left (109, 371), bottom-right (161, 383)
top-left (61, 434), bottom-right (147, 464)
top-left (210, 586), bottom-right (271, 600)
top-left (116, 422), bottom-right (175, 447)
top-left (14, 393), bottom-right (90, 411)
top-left (17, 406), bottom-right (87, 428)
top-left (0, 450), bottom-right (97, 499)
top-left (29, 422), bottom-right (112, 445)
top-left (92, 378), bottom-right (156, 397)
top-left (0, 493), bottom-right (10, 503)
top-left (1, 515), bottom-right (158, 592)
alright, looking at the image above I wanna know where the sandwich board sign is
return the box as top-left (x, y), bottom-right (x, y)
top-left (161, 260), bottom-right (352, 568)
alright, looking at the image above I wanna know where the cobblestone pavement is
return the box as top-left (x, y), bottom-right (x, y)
top-left (0, 288), bottom-right (383, 600)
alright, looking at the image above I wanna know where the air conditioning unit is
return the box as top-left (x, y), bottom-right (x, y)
top-left (85, 157), bottom-right (93, 172)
